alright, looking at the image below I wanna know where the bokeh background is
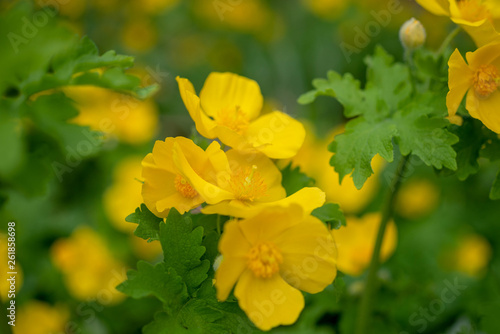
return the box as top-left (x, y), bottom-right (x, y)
top-left (0, 0), bottom-right (499, 333)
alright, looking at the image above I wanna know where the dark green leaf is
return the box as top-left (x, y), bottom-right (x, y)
top-left (311, 203), bottom-right (346, 229)
top-left (280, 162), bottom-right (315, 196)
top-left (126, 204), bottom-right (163, 242)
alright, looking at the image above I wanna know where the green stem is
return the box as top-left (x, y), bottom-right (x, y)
top-left (354, 155), bottom-right (409, 334)
top-left (437, 26), bottom-right (461, 55)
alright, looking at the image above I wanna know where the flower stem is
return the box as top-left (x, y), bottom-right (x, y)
top-left (354, 155), bottom-right (409, 334)
top-left (437, 26), bottom-right (461, 55)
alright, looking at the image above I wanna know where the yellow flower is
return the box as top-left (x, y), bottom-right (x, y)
top-left (14, 301), bottom-right (69, 334)
top-left (416, 0), bottom-right (500, 46)
top-left (285, 123), bottom-right (383, 214)
top-left (442, 233), bottom-right (492, 277)
top-left (302, 0), bottom-right (348, 20)
top-left (447, 43), bottom-right (500, 134)
top-left (331, 213), bottom-right (397, 276)
top-left (51, 227), bottom-right (126, 303)
top-left (66, 86), bottom-right (158, 145)
top-left (177, 72), bottom-right (305, 159)
top-left (104, 156), bottom-right (144, 233)
top-left (215, 205), bottom-right (337, 331)
top-left (142, 137), bottom-right (223, 217)
top-left (172, 140), bottom-right (325, 217)
top-left (121, 18), bottom-right (158, 53)
top-left (0, 234), bottom-right (22, 302)
top-left (395, 178), bottom-right (440, 219)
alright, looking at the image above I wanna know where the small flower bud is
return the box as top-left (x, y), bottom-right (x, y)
top-left (399, 18), bottom-right (426, 50)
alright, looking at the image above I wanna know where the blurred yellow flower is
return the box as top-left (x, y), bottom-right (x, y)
top-left (130, 0), bottom-right (179, 14)
top-left (14, 301), bottom-right (69, 334)
top-left (395, 178), bottom-right (440, 219)
top-left (121, 18), bottom-right (158, 53)
top-left (215, 205), bottom-right (337, 331)
top-left (416, 0), bottom-right (500, 46)
top-left (65, 86), bottom-right (158, 145)
top-left (193, 0), bottom-right (272, 33)
top-left (286, 123), bottom-right (383, 214)
top-left (177, 72), bottom-right (306, 159)
top-left (447, 43), bottom-right (500, 134)
top-left (442, 233), bottom-right (492, 277)
top-left (51, 227), bottom-right (126, 304)
top-left (302, 0), bottom-right (349, 20)
top-left (331, 213), bottom-right (397, 276)
top-left (142, 137), bottom-right (223, 217)
top-left (0, 234), bottom-right (22, 302)
top-left (104, 156), bottom-right (144, 233)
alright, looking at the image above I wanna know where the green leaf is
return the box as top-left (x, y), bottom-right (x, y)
top-left (143, 312), bottom-right (198, 334)
top-left (299, 46), bottom-right (411, 122)
top-left (117, 261), bottom-right (188, 312)
top-left (329, 117), bottom-right (396, 189)
top-left (126, 204), bottom-right (163, 242)
top-left (280, 162), bottom-right (315, 196)
top-left (490, 169), bottom-right (500, 200)
top-left (311, 203), bottom-right (346, 229)
top-left (447, 118), bottom-right (485, 180)
top-left (393, 111), bottom-right (458, 171)
top-left (162, 209), bottom-right (210, 292)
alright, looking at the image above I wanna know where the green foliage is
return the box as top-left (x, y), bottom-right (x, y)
top-left (126, 204), bottom-right (163, 242)
top-left (300, 46), bottom-right (458, 189)
top-left (280, 162), bottom-right (315, 196)
top-left (0, 1), bottom-right (156, 197)
top-left (119, 208), bottom-right (258, 333)
top-left (311, 203), bottom-right (346, 229)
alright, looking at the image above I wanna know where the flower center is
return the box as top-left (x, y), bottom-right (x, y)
top-left (216, 105), bottom-right (249, 135)
top-left (473, 64), bottom-right (500, 98)
top-left (457, 0), bottom-right (489, 22)
top-left (247, 241), bottom-right (283, 278)
top-left (229, 165), bottom-right (267, 201)
top-left (174, 175), bottom-right (198, 198)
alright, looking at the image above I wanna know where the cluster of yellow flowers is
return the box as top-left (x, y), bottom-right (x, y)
top-left (417, 0), bottom-right (500, 134)
top-left (141, 72), bottom-right (339, 330)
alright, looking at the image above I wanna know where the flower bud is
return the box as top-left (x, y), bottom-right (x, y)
top-left (399, 18), bottom-right (426, 50)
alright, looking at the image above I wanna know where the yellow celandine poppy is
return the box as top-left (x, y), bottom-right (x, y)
top-left (171, 138), bottom-right (326, 217)
top-left (51, 227), bottom-right (126, 303)
top-left (215, 205), bottom-right (337, 331)
top-left (395, 178), bottom-right (440, 219)
top-left (331, 213), bottom-right (397, 276)
top-left (443, 233), bottom-right (492, 277)
top-left (176, 72), bottom-right (306, 159)
top-left (416, 0), bottom-right (500, 46)
top-left (142, 137), bottom-right (223, 217)
top-left (14, 301), bottom-right (69, 334)
top-left (447, 42), bottom-right (500, 134)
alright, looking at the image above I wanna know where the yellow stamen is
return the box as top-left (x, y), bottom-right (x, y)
top-left (247, 241), bottom-right (283, 278)
top-left (229, 165), bottom-right (267, 201)
top-left (174, 175), bottom-right (198, 199)
top-left (215, 105), bottom-right (249, 135)
top-left (473, 64), bottom-right (500, 98)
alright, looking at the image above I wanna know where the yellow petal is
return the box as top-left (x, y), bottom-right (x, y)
top-left (415, 0), bottom-right (450, 16)
top-left (465, 42), bottom-right (500, 68)
top-left (446, 49), bottom-right (473, 116)
top-left (234, 269), bottom-right (304, 331)
top-left (200, 72), bottom-right (263, 121)
top-left (466, 90), bottom-right (500, 134)
top-left (172, 141), bottom-right (234, 204)
top-left (215, 219), bottom-right (252, 301)
top-left (246, 111), bottom-right (306, 159)
top-left (176, 76), bottom-right (217, 138)
top-left (262, 187), bottom-right (325, 215)
top-left (155, 192), bottom-right (202, 214)
top-left (225, 149), bottom-right (286, 202)
top-left (274, 215), bottom-right (337, 294)
top-left (457, 20), bottom-right (500, 47)
top-left (141, 153), bottom-right (176, 217)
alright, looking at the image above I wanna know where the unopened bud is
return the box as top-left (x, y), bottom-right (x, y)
top-left (399, 18), bottom-right (426, 50)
